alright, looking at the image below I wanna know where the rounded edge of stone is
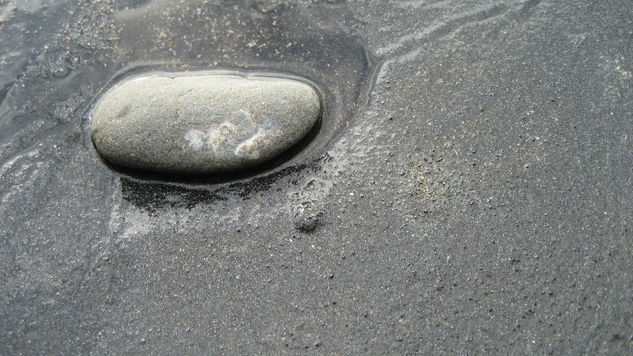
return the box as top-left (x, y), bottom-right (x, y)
top-left (90, 70), bottom-right (324, 176)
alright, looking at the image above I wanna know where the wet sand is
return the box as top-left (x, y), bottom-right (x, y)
top-left (1, 0), bottom-right (632, 354)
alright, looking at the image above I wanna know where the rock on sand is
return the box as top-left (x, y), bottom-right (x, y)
top-left (91, 72), bottom-right (322, 174)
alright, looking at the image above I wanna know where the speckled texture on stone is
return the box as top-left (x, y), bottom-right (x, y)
top-left (91, 73), bottom-right (321, 174)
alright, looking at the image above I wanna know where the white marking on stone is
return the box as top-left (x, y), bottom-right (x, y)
top-left (239, 109), bottom-right (258, 131)
top-left (206, 121), bottom-right (239, 154)
top-left (235, 123), bottom-right (280, 159)
top-left (184, 129), bottom-right (206, 151)
top-left (185, 111), bottom-right (280, 160)
top-left (240, 109), bottom-right (253, 121)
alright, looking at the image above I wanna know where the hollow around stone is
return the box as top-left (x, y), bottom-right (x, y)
top-left (90, 72), bottom-right (322, 174)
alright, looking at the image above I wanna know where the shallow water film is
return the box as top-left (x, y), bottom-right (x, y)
top-left (2, 0), bottom-right (633, 354)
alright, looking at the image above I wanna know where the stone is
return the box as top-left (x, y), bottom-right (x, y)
top-left (90, 72), bottom-right (322, 174)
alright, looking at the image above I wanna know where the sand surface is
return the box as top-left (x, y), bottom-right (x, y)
top-left (1, 0), bottom-right (632, 354)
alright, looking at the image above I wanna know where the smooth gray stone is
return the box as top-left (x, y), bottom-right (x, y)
top-left (91, 72), bottom-right (321, 174)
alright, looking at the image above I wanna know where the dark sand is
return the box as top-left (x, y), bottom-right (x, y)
top-left (1, 0), bottom-right (632, 354)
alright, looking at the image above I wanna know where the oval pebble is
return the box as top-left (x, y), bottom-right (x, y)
top-left (91, 72), bottom-right (322, 174)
